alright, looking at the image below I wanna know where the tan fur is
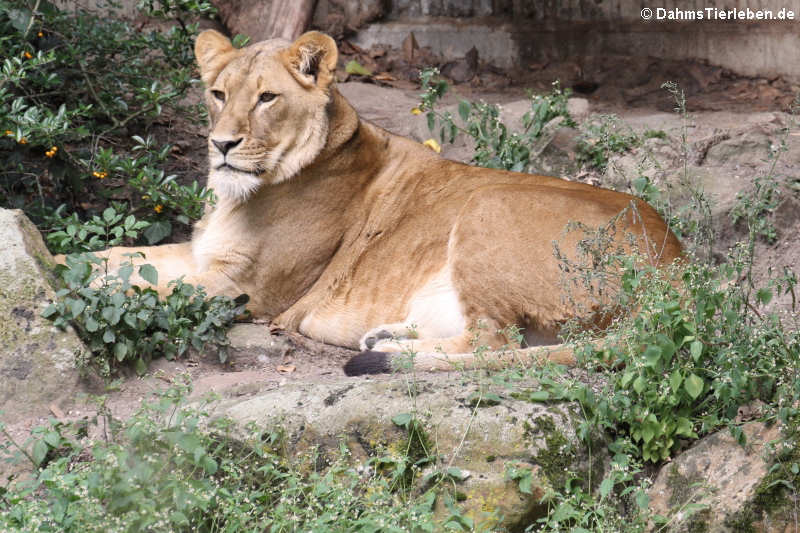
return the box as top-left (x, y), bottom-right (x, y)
top-left (80, 31), bottom-right (683, 372)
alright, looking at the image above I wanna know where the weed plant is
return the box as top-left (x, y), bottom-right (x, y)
top-left (417, 68), bottom-right (575, 172)
top-left (0, 380), bottom-right (442, 532)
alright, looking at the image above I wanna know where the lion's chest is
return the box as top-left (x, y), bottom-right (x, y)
top-left (191, 207), bottom-right (250, 272)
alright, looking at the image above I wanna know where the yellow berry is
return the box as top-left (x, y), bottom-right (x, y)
top-left (18, 137), bottom-right (27, 144)
top-left (23, 51), bottom-right (32, 59)
top-left (154, 204), bottom-right (164, 213)
top-left (411, 107), bottom-right (422, 115)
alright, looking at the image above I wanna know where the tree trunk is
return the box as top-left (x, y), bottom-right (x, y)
top-left (265, 0), bottom-right (318, 41)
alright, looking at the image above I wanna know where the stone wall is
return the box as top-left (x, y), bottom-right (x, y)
top-left (55, 0), bottom-right (800, 80)
top-left (350, 0), bottom-right (800, 79)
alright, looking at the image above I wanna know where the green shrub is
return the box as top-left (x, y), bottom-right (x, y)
top-left (42, 254), bottom-right (246, 376)
top-left (45, 204), bottom-right (151, 254)
top-left (0, 0), bottom-right (214, 243)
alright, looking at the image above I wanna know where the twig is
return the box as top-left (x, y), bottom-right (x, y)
top-left (23, 0), bottom-right (42, 38)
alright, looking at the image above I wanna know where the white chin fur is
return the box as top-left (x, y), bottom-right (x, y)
top-left (208, 167), bottom-right (263, 203)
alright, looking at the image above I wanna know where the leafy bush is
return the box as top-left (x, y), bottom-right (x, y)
top-left (0, 0), bottom-right (214, 244)
top-left (43, 253), bottom-right (246, 376)
top-left (0, 381), bottom-right (441, 532)
top-left (90, 135), bottom-right (215, 246)
top-left (417, 68), bottom-right (575, 172)
top-left (45, 204), bottom-right (150, 254)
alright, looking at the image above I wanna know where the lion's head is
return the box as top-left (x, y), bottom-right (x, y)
top-left (194, 30), bottom-right (339, 202)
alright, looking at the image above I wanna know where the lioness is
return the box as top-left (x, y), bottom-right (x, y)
top-left (89, 30), bottom-right (682, 375)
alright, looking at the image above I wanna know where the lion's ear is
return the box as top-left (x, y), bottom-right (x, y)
top-left (283, 31), bottom-right (338, 90)
top-left (195, 30), bottom-right (236, 85)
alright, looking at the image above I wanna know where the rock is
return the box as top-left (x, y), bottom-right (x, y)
top-left (567, 97), bottom-right (590, 121)
top-left (648, 421), bottom-right (796, 532)
top-left (703, 125), bottom-right (773, 168)
top-left (0, 209), bottom-right (83, 425)
top-left (441, 46), bottom-right (479, 83)
top-left (210, 374), bottom-right (603, 531)
top-left (227, 323), bottom-right (291, 361)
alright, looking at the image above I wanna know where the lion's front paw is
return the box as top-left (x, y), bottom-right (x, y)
top-left (359, 322), bottom-right (420, 351)
top-left (360, 328), bottom-right (394, 350)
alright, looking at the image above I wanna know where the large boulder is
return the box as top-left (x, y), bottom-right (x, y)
top-left (209, 373), bottom-right (604, 531)
top-left (649, 420), bottom-right (796, 532)
top-left (0, 209), bottom-right (83, 425)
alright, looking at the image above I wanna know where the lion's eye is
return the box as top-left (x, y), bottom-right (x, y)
top-left (259, 92), bottom-right (277, 104)
top-left (211, 90), bottom-right (225, 102)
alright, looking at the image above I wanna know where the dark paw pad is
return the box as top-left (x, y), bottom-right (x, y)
top-left (343, 350), bottom-right (392, 376)
top-left (363, 329), bottom-right (393, 349)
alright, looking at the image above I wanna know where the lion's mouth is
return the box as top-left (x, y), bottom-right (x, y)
top-left (216, 163), bottom-right (260, 175)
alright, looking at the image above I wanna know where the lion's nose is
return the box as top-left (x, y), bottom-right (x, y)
top-left (212, 138), bottom-right (243, 155)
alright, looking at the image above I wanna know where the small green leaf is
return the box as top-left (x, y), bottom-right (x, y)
top-left (70, 299), bottom-right (86, 317)
top-left (232, 34), bottom-right (250, 48)
top-left (139, 264), bottom-right (158, 286)
top-left (392, 413), bottom-right (412, 427)
top-left (636, 490), bottom-right (650, 510)
top-left (458, 100), bottom-right (470, 121)
top-left (114, 342), bottom-right (127, 361)
top-left (345, 60), bottom-right (372, 76)
top-left (690, 340), bottom-right (703, 361)
top-left (85, 316), bottom-right (99, 332)
top-left (669, 369), bottom-right (683, 391)
top-left (644, 345), bottom-right (662, 367)
top-left (518, 473), bottom-right (532, 495)
top-left (599, 477), bottom-right (614, 499)
top-left (426, 112), bottom-right (435, 132)
top-left (633, 375), bottom-right (646, 394)
top-left (118, 263), bottom-right (134, 282)
top-left (641, 424), bottom-right (655, 443)
top-left (675, 417), bottom-right (695, 437)
top-left (143, 219), bottom-right (172, 244)
top-left (201, 455), bottom-right (218, 475)
top-left (620, 371), bottom-right (635, 388)
top-left (446, 467), bottom-right (469, 481)
top-left (756, 288), bottom-right (772, 305)
top-left (684, 373), bottom-right (704, 399)
top-left (43, 431), bottom-right (61, 448)
top-left (32, 439), bottom-right (48, 466)
top-left (527, 390), bottom-right (550, 402)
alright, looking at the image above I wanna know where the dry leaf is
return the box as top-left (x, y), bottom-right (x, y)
top-left (277, 364), bottom-right (296, 374)
top-left (423, 139), bottom-right (442, 153)
top-left (49, 403), bottom-right (65, 420)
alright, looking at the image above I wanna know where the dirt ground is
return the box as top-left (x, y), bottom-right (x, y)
top-left (5, 53), bottom-right (800, 458)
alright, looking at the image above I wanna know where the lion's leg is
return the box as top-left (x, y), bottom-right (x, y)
top-left (56, 243), bottom-right (199, 297)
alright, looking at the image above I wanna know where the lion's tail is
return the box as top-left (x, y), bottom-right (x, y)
top-left (342, 343), bottom-right (579, 376)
